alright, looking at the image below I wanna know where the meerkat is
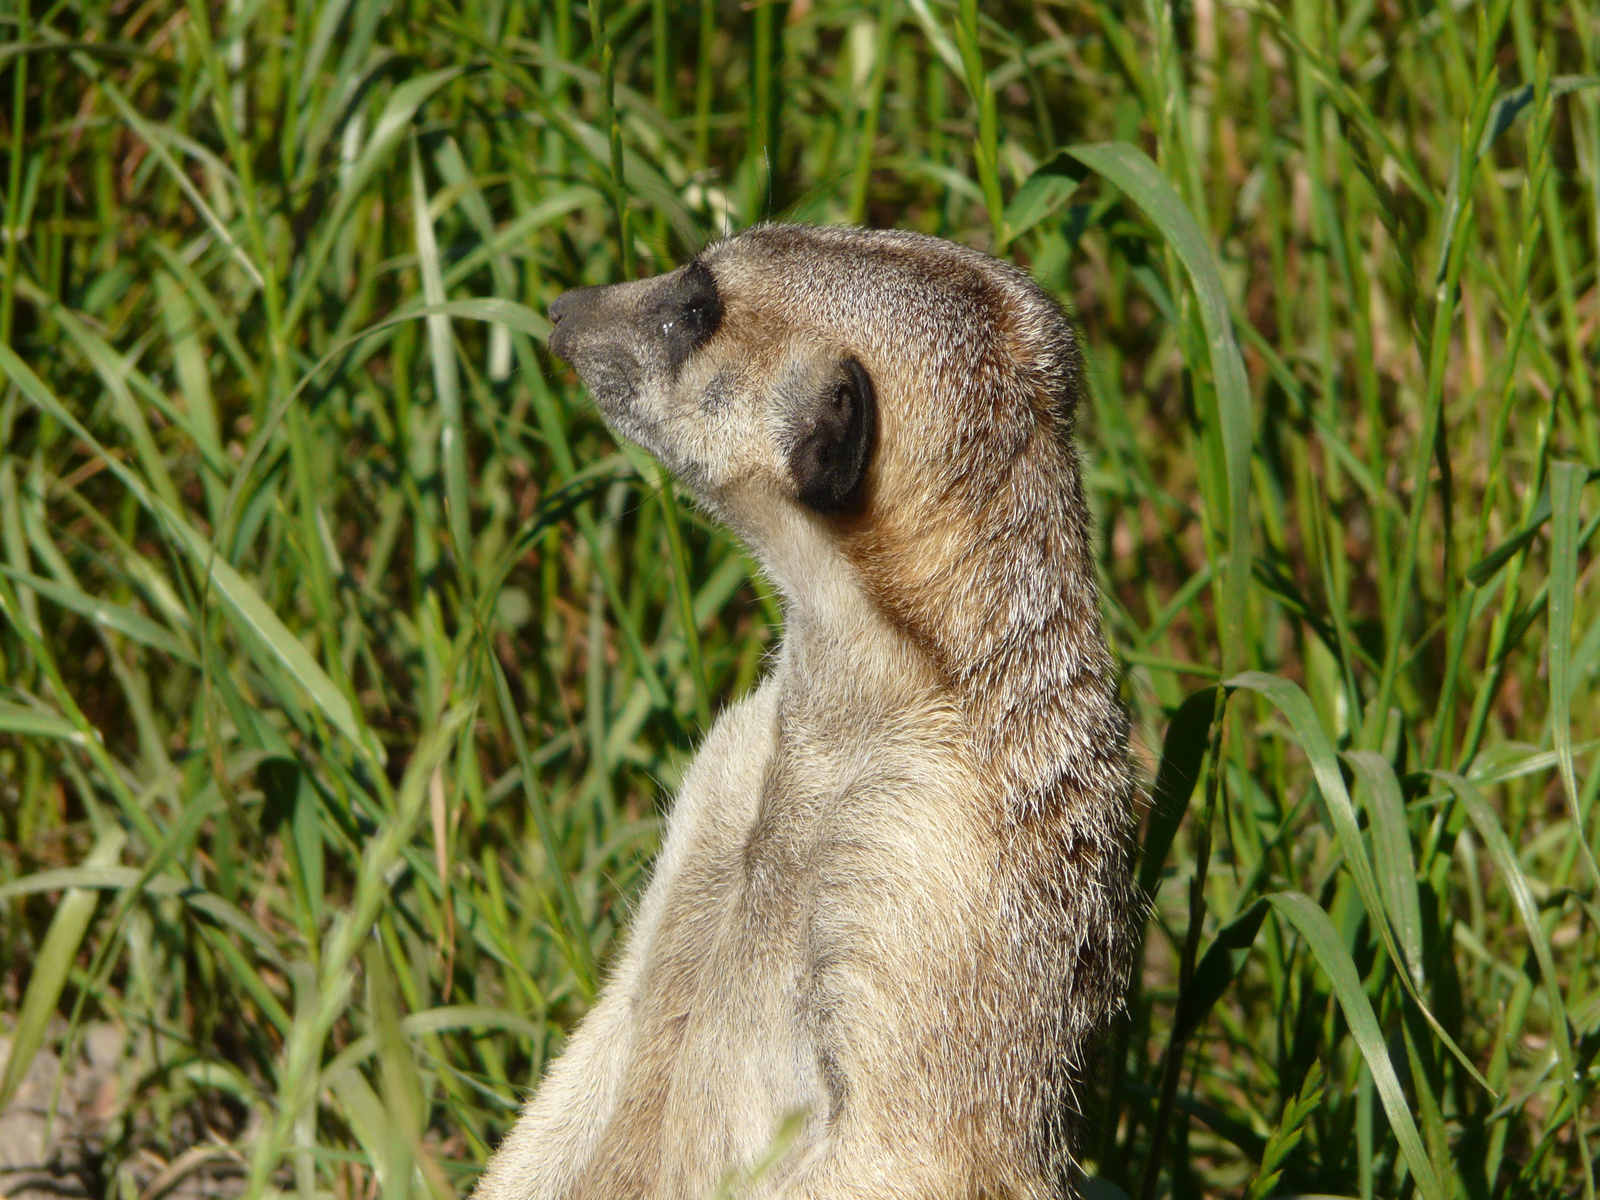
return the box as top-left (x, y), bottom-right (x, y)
top-left (475, 224), bottom-right (1137, 1200)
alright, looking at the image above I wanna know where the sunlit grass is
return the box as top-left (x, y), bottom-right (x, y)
top-left (0, 0), bottom-right (1596, 1197)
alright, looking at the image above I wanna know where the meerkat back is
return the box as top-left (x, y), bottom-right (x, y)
top-left (474, 224), bottom-right (1137, 1200)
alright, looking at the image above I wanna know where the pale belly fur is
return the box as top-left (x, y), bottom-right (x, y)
top-left (566, 665), bottom-right (980, 1200)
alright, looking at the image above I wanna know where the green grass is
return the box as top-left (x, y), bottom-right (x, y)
top-left (0, 0), bottom-right (1596, 1197)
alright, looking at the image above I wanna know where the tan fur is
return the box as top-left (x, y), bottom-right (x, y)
top-left (474, 226), bottom-right (1137, 1200)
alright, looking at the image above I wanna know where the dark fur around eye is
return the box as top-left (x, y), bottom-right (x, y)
top-left (789, 358), bottom-right (876, 515)
top-left (654, 259), bottom-right (723, 371)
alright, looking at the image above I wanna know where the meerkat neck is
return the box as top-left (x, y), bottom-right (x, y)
top-left (845, 456), bottom-right (1126, 822)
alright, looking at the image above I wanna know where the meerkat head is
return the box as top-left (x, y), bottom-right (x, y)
top-left (548, 229), bottom-right (884, 535)
top-left (549, 225), bottom-right (1093, 644)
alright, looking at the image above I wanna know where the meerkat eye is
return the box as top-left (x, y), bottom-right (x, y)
top-left (658, 259), bottom-right (723, 371)
top-left (684, 296), bottom-right (714, 326)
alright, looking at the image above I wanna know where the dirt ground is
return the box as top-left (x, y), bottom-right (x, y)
top-left (0, 1029), bottom-right (245, 1200)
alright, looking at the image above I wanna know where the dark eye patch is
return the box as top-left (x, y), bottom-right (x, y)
top-left (652, 258), bottom-right (723, 371)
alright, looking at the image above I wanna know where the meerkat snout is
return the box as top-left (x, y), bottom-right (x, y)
top-left (550, 258), bottom-right (723, 374)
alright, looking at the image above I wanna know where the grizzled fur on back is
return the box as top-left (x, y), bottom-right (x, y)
top-left (474, 224), bottom-right (1137, 1200)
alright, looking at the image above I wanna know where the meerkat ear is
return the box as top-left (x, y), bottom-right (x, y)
top-left (787, 357), bottom-right (876, 514)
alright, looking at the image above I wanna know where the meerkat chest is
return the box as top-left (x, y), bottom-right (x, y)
top-left (651, 686), bottom-right (972, 948)
top-left (587, 670), bottom-right (990, 1195)
top-left (743, 695), bottom-right (974, 892)
top-left (648, 677), bottom-right (983, 1029)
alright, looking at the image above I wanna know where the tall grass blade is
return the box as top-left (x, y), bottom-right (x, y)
top-left (1342, 749), bottom-right (1426, 987)
top-left (1441, 770), bottom-right (1595, 1199)
top-left (1005, 150), bottom-right (1088, 241)
top-left (1265, 891), bottom-right (1444, 1200)
top-left (77, 65), bottom-right (264, 289)
top-left (1171, 898), bottom-right (1267, 1044)
top-left (0, 830), bottom-right (125, 1111)
top-left (1068, 143), bottom-right (1251, 677)
top-left (0, 565), bottom-right (198, 665)
top-left (1138, 687), bottom-right (1219, 900)
top-left (242, 704), bottom-right (472, 1200)
top-left (953, 0), bottom-right (1005, 242)
top-left (0, 702), bottom-right (86, 745)
top-left (283, 67), bottom-right (462, 331)
top-left (1548, 461), bottom-right (1597, 888)
top-left (411, 139), bottom-right (472, 566)
top-left (0, 346), bottom-right (363, 768)
top-left (1228, 671), bottom-right (1489, 1087)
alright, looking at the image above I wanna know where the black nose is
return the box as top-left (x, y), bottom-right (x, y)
top-left (548, 289), bottom-right (579, 326)
top-left (548, 286), bottom-right (602, 362)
